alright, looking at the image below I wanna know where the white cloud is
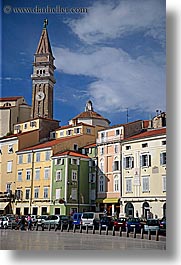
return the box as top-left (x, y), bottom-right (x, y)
top-left (66, 0), bottom-right (165, 46)
top-left (53, 46), bottom-right (165, 114)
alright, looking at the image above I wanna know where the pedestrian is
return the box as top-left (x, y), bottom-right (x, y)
top-left (20, 215), bottom-right (26, 231)
top-left (27, 214), bottom-right (32, 231)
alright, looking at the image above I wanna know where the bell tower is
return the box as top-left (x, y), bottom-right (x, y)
top-left (31, 19), bottom-right (56, 119)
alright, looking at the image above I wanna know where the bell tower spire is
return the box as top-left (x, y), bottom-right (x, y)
top-left (31, 19), bottom-right (56, 119)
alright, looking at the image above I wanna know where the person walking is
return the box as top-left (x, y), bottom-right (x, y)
top-left (27, 214), bottom-right (32, 231)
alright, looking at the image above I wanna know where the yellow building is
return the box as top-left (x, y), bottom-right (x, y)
top-left (0, 96), bottom-right (31, 137)
top-left (121, 128), bottom-right (166, 219)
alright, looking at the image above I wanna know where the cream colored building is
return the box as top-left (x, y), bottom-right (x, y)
top-left (0, 96), bottom-right (31, 137)
top-left (121, 128), bottom-right (166, 219)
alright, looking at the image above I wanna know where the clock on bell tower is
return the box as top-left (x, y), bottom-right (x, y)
top-left (31, 19), bottom-right (56, 119)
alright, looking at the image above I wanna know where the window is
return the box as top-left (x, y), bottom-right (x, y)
top-left (17, 170), bottom-right (22, 181)
top-left (142, 176), bottom-right (150, 192)
top-left (100, 147), bottom-right (104, 155)
top-left (56, 158), bottom-right (64, 165)
top-left (56, 188), bottom-right (61, 200)
top-left (89, 173), bottom-right (96, 183)
top-left (60, 131), bottom-right (64, 137)
top-left (126, 145), bottom-right (131, 150)
top-left (162, 140), bottom-right (166, 145)
top-left (8, 144), bottom-right (13, 154)
top-left (15, 190), bottom-right (22, 200)
top-left (114, 145), bottom-right (119, 153)
top-left (45, 151), bottom-right (51, 161)
top-left (72, 170), bottom-right (77, 181)
top-left (35, 169), bottom-right (40, 180)
top-left (124, 156), bottom-right (134, 169)
top-left (99, 176), bottom-right (105, 192)
top-left (18, 155), bottom-right (23, 164)
top-left (27, 153), bottom-right (32, 163)
top-left (44, 168), bottom-right (50, 179)
top-left (6, 183), bottom-right (11, 193)
top-left (140, 154), bottom-right (151, 167)
top-left (114, 175), bottom-right (120, 192)
top-left (56, 170), bottom-right (62, 181)
top-left (90, 189), bottom-right (96, 200)
top-left (44, 187), bottom-right (49, 199)
top-left (113, 160), bottom-right (119, 171)
top-left (71, 158), bottom-right (78, 165)
top-left (74, 128), bottom-right (81, 134)
top-left (74, 144), bottom-right (78, 151)
top-left (162, 175), bottom-right (166, 192)
top-left (34, 188), bottom-right (39, 199)
top-left (26, 170), bottom-right (31, 180)
top-left (100, 159), bottom-right (104, 172)
top-left (7, 161), bottom-right (12, 173)
top-left (115, 129), bottom-right (120, 136)
top-left (24, 123), bottom-right (27, 129)
top-left (30, 121), bottom-right (36, 127)
top-left (126, 178), bottom-right (132, 193)
top-left (66, 129), bottom-right (72, 136)
top-left (142, 143), bottom-right (148, 148)
top-left (71, 188), bottom-right (77, 200)
top-left (36, 152), bottom-right (41, 162)
top-left (86, 128), bottom-right (91, 134)
top-left (25, 189), bottom-right (30, 200)
top-left (160, 152), bottom-right (166, 165)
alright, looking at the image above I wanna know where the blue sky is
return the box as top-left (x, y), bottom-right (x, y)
top-left (1, 0), bottom-right (166, 126)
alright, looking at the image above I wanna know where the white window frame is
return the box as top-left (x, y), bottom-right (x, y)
top-left (56, 188), bottom-right (61, 200)
top-left (126, 178), bottom-right (132, 193)
top-left (99, 175), bottom-right (105, 192)
top-left (142, 176), bottom-right (150, 192)
top-left (26, 170), bottom-right (31, 181)
top-left (45, 151), bottom-right (51, 161)
top-left (27, 153), bottom-right (32, 163)
top-left (124, 156), bottom-right (134, 169)
top-left (71, 188), bottom-right (77, 200)
top-left (25, 189), bottom-right (30, 200)
top-left (35, 169), bottom-right (40, 180)
top-left (114, 175), bottom-right (120, 192)
top-left (43, 187), bottom-right (49, 199)
top-left (34, 188), bottom-right (39, 199)
top-left (36, 152), bottom-right (41, 162)
top-left (140, 154), bottom-right (151, 167)
top-left (160, 152), bottom-right (166, 165)
top-left (18, 155), bottom-right (23, 164)
top-left (44, 167), bottom-right (50, 180)
top-left (162, 175), bottom-right (166, 192)
top-left (6, 183), bottom-right (11, 193)
top-left (17, 170), bottom-right (22, 181)
top-left (7, 161), bottom-right (13, 173)
top-left (56, 170), bottom-right (62, 181)
top-left (8, 144), bottom-right (13, 154)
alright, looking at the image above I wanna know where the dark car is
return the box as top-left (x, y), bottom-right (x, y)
top-left (113, 217), bottom-right (127, 231)
top-left (99, 216), bottom-right (114, 230)
top-left (159, 217), bottom-right (166, 234)
top-left (125, 217), bottom-right (142, 233)
top-left (144, 219), bottom-right (160, 233)
top-left (55, 215), bottom-right (73, 230)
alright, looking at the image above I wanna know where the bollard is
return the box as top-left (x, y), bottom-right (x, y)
top-left (99, 225), bottom-right (102, 235)
top-left (11, 222), bottom-right (13, 230)
top-left (86, 225), bottom-right (88, 234)
top-left (60, 223), bottom-right (63, 232)
top-left (36, 223), bottom-right (39, 231)
top-left (141, 228), bottom-right (144, 239)
top-left (119, 227), bottom-right (122, 237)
top-left (133, 227), bottom-right (136, 238)
top-left (126, 227), bottom-right (129, 237)
top-left (156, 229), bottom-right (159, 241)
top-left (92, 225), bottom-right (95, 234)
top-left (79, 225), bottom-right (82, 233)
top-left (67, 223), bottom-right (70, 232)
top-left (106, 226), bottom-right (109, 235)
top-left (148, 229), bottom-right (151, 240)
top-left (48, 223), bottom-right (51, 231)
top-left (112, 226), bottom-right (115, 236)
top-left (73, 224), bottom-right (76, 233)
top-left (42, 224), bottom-right (44, 231)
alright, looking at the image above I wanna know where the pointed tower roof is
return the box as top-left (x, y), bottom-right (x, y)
top-left (35, 19), bottom-right (53, 56)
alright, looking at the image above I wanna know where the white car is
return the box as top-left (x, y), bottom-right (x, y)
top-left (0, 216), bottom-right (9, 229)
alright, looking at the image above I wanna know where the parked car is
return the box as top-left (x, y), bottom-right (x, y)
top-left (113, 217), bottom-right (127, 231)
top-left (55, 215), bottom-right (73, 230)
top-left (125, 217), bottom-right (142, 233)
top-left (36, 215), bottom-right (48, 225)
top-left (99, 216), bottom-right (114, 230)
top-left (81, 212), bottom-right (104, 229)
top-left (0, 216), bottom-right (9, 229)
top-left (41, 215), bottom-right (61, 227)
top-left (72, 212), bottom-right (82, 227)
top-left (144, 219), bottom-right (160, 233)
top-left (7, 216), bottom-right (19, 229)
top-left (159, 217), bottom-right (166, 234)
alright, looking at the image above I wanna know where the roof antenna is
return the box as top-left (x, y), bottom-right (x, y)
top-left (43, 19), bottom-right (48, 29)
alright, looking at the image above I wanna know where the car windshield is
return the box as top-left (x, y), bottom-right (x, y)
top-left (147, 220), bottom-right (159, 225)
top-left (82, 213), bottom-right (94, 219)
top-left (60, 216), bottom-right (69, 220)
top-left (128, 218), bottom-right (140, 222)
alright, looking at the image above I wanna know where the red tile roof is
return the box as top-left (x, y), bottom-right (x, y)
top-left (53, 150), bottom-right (90, 159)
top-left (0, 96), bottom-right (23, 101)
top-left (0, 129), bottom-right (39, 140)
top-left (55, 122), bottom-right (95, 131)
top-left (72, 111), bottom-right (110, 123)
top-left (83, 143), bottom-right (96, 149)
top-left (19, 135), bottom-right (82, 152)
top-left (124, 128), bottom-right (166, 141)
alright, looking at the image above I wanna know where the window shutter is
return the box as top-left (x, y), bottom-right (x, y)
top-left (140, 156), bottom-right (142, 167)
top-left (123, 157), bottom-right (126, 169)
top-left (160, 153), bottom-right (163, 165)
top-left (131, 157), bottom-right (134, 168)
top-left (149, 155), bottom-right (151, 166)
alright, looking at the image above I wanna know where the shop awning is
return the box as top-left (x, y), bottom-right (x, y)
top-left (0, 202), bottom-right (9, 210)
top-left (103, 198), bottom-right (119, 204)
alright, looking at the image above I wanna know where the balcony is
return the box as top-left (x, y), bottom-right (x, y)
top-left (96, 135), bottom-right (123, 144)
